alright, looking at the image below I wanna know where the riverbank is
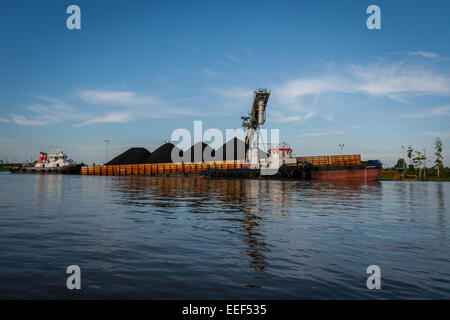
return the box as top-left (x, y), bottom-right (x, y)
top-left (378, 175), bottom-right (450, 182)
top-left (0, 164), bottom-right (20, 172)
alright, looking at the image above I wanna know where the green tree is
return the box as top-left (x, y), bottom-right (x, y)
top-left (394, 158), bottom-right (406, 168)
top-left (407, 146), bottom-right (414, 165)
top-left (434, 137), bottom-right (443, 178)
top-left (423, 149), bottom-right (427, 178)
top-left (413, 150), bottom-right (426, 179)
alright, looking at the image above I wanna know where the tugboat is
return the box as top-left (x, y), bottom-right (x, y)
top-left (11, 146), bottom-right (82, 174)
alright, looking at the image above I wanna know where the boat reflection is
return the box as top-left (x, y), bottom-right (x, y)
top-left (103, 175), bottom-right (382, 289)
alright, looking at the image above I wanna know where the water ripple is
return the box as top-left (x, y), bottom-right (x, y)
top-left (0, 173), bottom-right (449, 299)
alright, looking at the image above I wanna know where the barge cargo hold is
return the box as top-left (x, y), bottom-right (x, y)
top-left (80, 156), bottom-right (382, 182)
top-left (81, 160), bottom-right (246, 176)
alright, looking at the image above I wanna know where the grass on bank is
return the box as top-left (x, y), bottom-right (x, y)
top-left (0, 163), bottom-right (21, 171)
top-left (379, 165), bottom-right (450, 181)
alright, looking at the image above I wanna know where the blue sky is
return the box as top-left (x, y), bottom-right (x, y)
top-left (1, 0), bottom-right (450, 166)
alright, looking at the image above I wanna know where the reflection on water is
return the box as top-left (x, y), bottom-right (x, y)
top-left (0, 173), bottom-right (449, 299)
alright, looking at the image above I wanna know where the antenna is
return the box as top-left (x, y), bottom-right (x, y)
top-left (105, 139), bottom-right (110, 164)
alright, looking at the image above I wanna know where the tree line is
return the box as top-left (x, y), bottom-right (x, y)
top-left (394, 138), bottom-right (447, 179)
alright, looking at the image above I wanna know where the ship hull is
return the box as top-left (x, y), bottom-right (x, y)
top-left (11, 164), bottom-right (82, 174)
top-left (311, 166), bottom-right (381, 182)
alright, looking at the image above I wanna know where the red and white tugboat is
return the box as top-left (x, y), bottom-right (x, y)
top-left (11, 146), bottom-right (82, 174)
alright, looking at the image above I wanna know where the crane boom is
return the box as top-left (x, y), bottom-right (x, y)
top-left (241, 88), bottom-right (271, 146)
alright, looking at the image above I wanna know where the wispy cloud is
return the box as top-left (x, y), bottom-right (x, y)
top-left (209, 87), bottom-right (254, 113)
top-left (424, 131), bottom-right (450, 138)
top-left (269, 109), bottom-right (315, 124)
top-left (212, 87), bottom-right (252, 100)
top-left (79, 90), bottom-right (162, 106)
top-left (74, 89), bottom-right (202, 126)
top-left (299, 129), bottom-right (346, 137)
top-left (409, 51), bottom-right (441, 59)
top-left (8, 96), bottom-right (78, 126)
top-left (350, 62), bottom-right (450, 96)
top-left (7, 52), bottom-right (450, 128)
top-left (224, 53), bottom-right (240, 63)
top-left (276, 77), bottom-right (349, 100)
top-left (10, 114), bottom-right (50, 126)
top-left (403, 105), bottom-right (450, 118)
top-left (201, 68), bottom-right (216, 76)
top-left (274, 60), bottom-right (450, 100)
top-left (74, 112), bottom-right (132, 127)
top-left (261, 57), bottom-right (450, 124)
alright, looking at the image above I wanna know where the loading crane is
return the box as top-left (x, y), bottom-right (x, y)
top-left (241, 88), bottom-right (271, 167)
top-left (241, 88), bottom-right (270, 145)
top-left (204, 88), bottom-right (311, 178)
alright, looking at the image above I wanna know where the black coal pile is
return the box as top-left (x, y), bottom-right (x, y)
top-left (146, 143), bottom-right (183, 163)
top-left (184, 142), bottom-right (216, 162)
top-left (106, 147), bottom-right (151, 165)
top-left (216, 138), bottom-right (268, 160)
top-left (215, 138), bottom-right (248, 160)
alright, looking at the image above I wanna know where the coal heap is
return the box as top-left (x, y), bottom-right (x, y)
top-left (216, 138), bottom-right (268, 160)
top-left (146, 143), bottom-right (183, 163)
top-left (106, 147), bottom-right (151, 165)
top-left (216, 138), bottom-right (248, 160)
top-left (184, 142), bottom-right (216, 162)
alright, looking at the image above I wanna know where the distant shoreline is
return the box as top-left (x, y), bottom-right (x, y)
top-left (378, 176), bottom-right (450, 182)
top-left (0, 164), bottom-right (21, 172)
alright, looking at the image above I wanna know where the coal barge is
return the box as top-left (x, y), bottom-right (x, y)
top-left (82, 88), bottom-right (382, 181)
top-left (203, 88), bottom-right (382, 181)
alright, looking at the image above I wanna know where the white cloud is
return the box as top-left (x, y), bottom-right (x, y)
top-left (299, 130), bottom-right (345, 137)
top-left (212, 87), bottom-right (253, 100)
top-left (201, 68), bottom-right (216, 76)
top-left (275, 115), bottom-right (303, 123)
top-left (224, 53), bottom-right (240, 63)
top-left (74, 112), bottom-right (132, 127)
top-left (403, 105), bottom-right (450, 119)
top-left (409, 51), bottom-right (441, 59)
top-left (79, 90), bottom-right (162, 106)
top-left (274, 61), bottom-right (450, 101)
top-left (7, 90), bottom-right (201, 127)
top-left (10, 114), bottom-right (50, 126)
top-left (208, 87), bottom-right (254, 114)
top-left (8, 53), bottom-right (450, 128)
top-left (9, 96), bottom-right (80, 126)
top-left (77, 89), bottom-right (198, 121)
top-left (431, 105), bottom-right (450, 116)
top-left (424, 131), bottom-right (450, 138)
top-left (263, 59), bottom-right (450, 124)
top-left (276, 77), bottom-right (349, 99)
top-left (0, 118), bottom-right (10, 123)
top-left (269, 110), bottom-right (315, 124)
top-left (350, 63), bottom-right (450, 96)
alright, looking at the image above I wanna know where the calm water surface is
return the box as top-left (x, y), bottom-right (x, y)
top-left (0, 172), bottom-right (449, 299)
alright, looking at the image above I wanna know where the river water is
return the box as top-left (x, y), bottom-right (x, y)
top-left (0, 172), bottom-right (448, 299)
